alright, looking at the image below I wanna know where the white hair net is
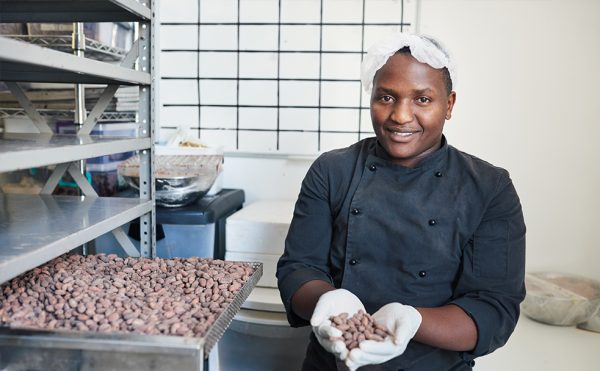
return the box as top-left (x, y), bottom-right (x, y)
top-left (360, 32), bottom-right (456, 93)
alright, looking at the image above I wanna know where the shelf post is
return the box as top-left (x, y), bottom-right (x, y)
top-left (137, 4), bottom-right (155, 258)
top-left (72, 21), bottom-right (89, 255)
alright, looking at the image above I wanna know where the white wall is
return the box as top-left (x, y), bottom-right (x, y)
top-left (222, 154), bottom-right (314, 204)
top-left (416, 0), bottom-right (600, 279)
top-left (221, 0), bottom-right (600, 279)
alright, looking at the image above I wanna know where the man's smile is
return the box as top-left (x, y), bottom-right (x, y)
top-left (386, 127), bottom-right (421, 139)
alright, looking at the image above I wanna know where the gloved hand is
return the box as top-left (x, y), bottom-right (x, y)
top-left (310, 289), bottom-right (365, 361)
top-left (345, 303), bottom-right (422, 370)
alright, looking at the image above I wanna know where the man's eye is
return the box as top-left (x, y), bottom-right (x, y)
top-left (417, 97), bottom-right (431, 104)
top-left (380, 95), bottom-right (393, 102)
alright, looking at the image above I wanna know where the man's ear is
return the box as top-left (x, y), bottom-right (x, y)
top-left (445, 91), bottom-right (456, 120)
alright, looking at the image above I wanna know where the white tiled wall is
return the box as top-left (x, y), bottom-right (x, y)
top-left (158, 0), bottom-right (417, 153)
top-left (201, 107), bottom-right (237, 129)
top-left (279, 108), bottom-right (319, 131)
top-left (159, 0), bottom-right (198, 23)
top-left (280, 26), bottom-right (321, 51)
top-left (200, 0), bottom-right (238, 22)
top-left (238, 108), bottom-right (277, 130)
top-left (279, 53), bottom-right (320, 78)
top-left (160, 80), bottom-right (197, 104)
top-left (160, 25), bottom-right (197, 49)
top-left (280, 0), bottom-right (321, 22)
top-left (239, 53), bottom-right (278, 78)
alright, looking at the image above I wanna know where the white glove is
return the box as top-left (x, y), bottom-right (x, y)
top-left (310, 289), bottom-right (365, 361)
top-left (345, 303), bottom-right (422, 370)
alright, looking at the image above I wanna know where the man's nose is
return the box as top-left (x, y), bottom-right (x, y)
top-left (390, 101), bottom-right (414, 124)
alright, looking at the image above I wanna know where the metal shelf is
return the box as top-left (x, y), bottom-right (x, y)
top-left (0, 0), bottom-right (155, 287)
top-left (0, 108), bottom-right (136, 122)
top-left (0, 0), bottom-right (151, 22)
top-left (3, 35), bottom-right (126, 62)
top-left (0, 194), bottom-right (153, 284)
top-left (0, 36), bottom-right (150, 85)
top-left (0, 133), bottom-right (151, 173)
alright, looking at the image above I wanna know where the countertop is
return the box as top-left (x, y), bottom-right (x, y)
top-left (476, 316), bottom-right (599, 370)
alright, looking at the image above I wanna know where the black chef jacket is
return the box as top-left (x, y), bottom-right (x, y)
top-left (277, 136), bottom-right (526, 371)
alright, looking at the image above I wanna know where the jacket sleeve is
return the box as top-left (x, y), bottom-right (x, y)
top-left (449, 170), bottom-right (526, 360)
top-left (276, 154), bottom-right (335, 327)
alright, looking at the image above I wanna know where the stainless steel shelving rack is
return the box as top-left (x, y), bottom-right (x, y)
top-left (0, 0), bottom-right (156, 285)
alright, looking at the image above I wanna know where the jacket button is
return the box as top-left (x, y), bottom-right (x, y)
top-left (368, 164), bottom-right (377, 171)
top-left (418, 271), bottom-right (427, 277)
top-left (351, 208), bottom-right (360, 215)
top-left (428, 219), bottom-right (437, 226)
top-left (435, 171), bottom-right (443, 177)
top-left (349, 259), bottom-right (358, 265)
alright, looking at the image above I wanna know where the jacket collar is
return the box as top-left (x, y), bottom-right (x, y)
top-left (372, 135), bottom-right (449, 171)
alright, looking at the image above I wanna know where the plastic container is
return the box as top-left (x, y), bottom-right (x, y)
top-left (26, 23), bottom-right (73, 35)
top-left (218, 309), bottom-right (310, 371)
top-left (56, 121), bottom-right (137, 137)
top-left (56, 121), bottom-right (137, 196)
top-left (0, 23), bottom-right (26, 35)
top-left (94, 189), bottom-right (245, 260)
top-left (225, 200), bottom-right (295, 289)
top-left (87, 162), bottom-right (120, 196)
top-left (1, 116), bottom-right (41, 133)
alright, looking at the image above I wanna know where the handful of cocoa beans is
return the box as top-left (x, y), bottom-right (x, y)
top-left (329, 309), bottom-right (392, 350)
top-left (0, 254), bottom-right (255, 338)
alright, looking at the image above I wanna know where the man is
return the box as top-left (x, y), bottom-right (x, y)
top-left (277, 33), bottom-right (526, 371)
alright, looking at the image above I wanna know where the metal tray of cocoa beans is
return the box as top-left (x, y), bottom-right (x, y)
top-left (0, 261), bottom-right (263, 371)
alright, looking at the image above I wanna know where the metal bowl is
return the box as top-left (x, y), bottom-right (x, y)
top-left (119, 154), bottom-right (222, 208)
top-left (522, 272), bottom-right (600, 326)
top-left (124, 174), bottom-right (218, 208)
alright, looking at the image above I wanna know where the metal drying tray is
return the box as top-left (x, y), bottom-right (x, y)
top-left (203, 261), bottom-right (263, 355)
top-left (0, 261), bottom-right (263, 371)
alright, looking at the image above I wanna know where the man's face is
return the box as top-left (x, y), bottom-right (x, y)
top-left (370, 52), bottom-right (456, 167)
